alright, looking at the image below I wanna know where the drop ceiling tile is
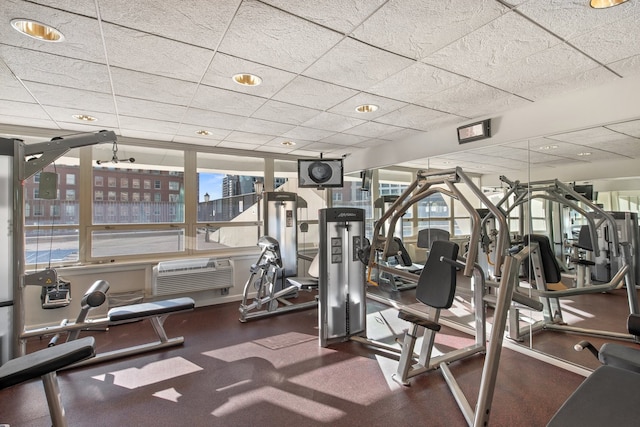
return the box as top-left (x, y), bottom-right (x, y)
top-left (515, 66), bottom-right (618, 101)
top-left (478, 43), bottom-right (600, 95)
top-left (301, 112), bottom-right (366, 133)
top-left (263, 137), bottom-right (316, 150)
top-left (0, 100), bottom-right (51, 120)
top-left (224, 131), bottom-right (274, 145)
top-left (382, 127), bottom-right (424, 142)
top-left (417, 80), bottom-right (530, 118)
top-left (297, 141), bottom-right (346, 153)
top-left (98, 0), bottom-right (240, 49)
top-left (281, 126), bottom-right (336, 141)
top-left (237, 117), bottom-right (296, 136)
top-left (374, 105), bottom-right (461, 132)
top-left (516, 0), bottom-right (640, 41)
top-left (110, 68), bottom-right (198, 106)
top-left (320, 133), bottom-right (368, 146)
top-left (2, 1), bottom-right (105, 62)
top-left (608, 54), bottom-right (640, 78)
top-left (102, 22), bottom-right (214, 82)
top-left (119, 128), bottom-right (178, 143)
top-left (570, 14), bottom-right (640, 65)
top-left (366, 62), bottom-right (468, 103)
top-left (172, 135), bottom-right (222, 147)
top-left (218, 0), bottom-right (342, 73)
top-left (253, 144), bottom-right (295, 154)
top-left (598, 139), bottom-right (640, 157)
top-left (352, 0), bottom-right (508, 60)
top-left (569, 149), bottom-right (627, 162)
top-left (42, 105), bottom-right (118, 128)
top-left (606, 120), bottom-right (640, 138)
top-left (201, 53), bottom-right (297, 98)
top-left (547, 126), bottom-right (630, 145)
top-left (303, 38), bottom-right (414, 91)
top-left (423, 11), bottom-right (560, 81)
top-left (252, 100), bottom-right (322, 126)
top-left (191, 85), bottom-right (266, 116)
top-left (0, 46), bottom-right (112, 93)
top-left (218, 140), bottom-right (262, 150)
top-left (118, 116), bottom-right (181, 134)
top-left (259, 0), bottom-right (387, 34)
top-left (273, 76), bottom-right (359, 110)
top-left (175, 124), bottom-right (231, 140)
top-left (181, 108), bottom-right (247, 130)
top-left (343, 121), bottom-right (404, 139)
top-left (0, 67), bottom-right (34, 103)
top-left (0, 115), bottom-right (59, 130)
top-left (115, 97), bottom-right (189, 122)
top-left (26, 83), bottom-right (116, 113)
top-left (328, 93), bottom-right (407, 120)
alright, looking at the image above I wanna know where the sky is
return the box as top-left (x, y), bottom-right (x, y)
top-left (199, 173), bottom-right (224, 201)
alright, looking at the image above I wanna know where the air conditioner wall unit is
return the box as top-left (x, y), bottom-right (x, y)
top-left (152, 258), bottom-right (233, 296)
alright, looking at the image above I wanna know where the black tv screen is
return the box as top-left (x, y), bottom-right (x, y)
top-left (571, 184), bottom-right (594, 201)
top-left (360, 169), bottom-right (373, 191)
top-left (298, 158), bottom-right (344, 188)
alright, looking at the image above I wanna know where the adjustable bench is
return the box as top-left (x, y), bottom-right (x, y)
top-left (0, 337), bottom-right (96, 427)
top-left (22, 287), bottom-right (195, 367)
top-left (548, 365), bottom-right (640, 427)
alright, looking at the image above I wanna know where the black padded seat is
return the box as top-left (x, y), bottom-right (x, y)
top-left (108, 297), bottom-right (195, 322)
top-left (523, 234), bottom-right (562, 284)
top-left (0, 336), bottom-right (95, 389)
top-left (417, 228), bottom-right (450, 249)
top-left (570, 225), bottom-right (596, 266)
top-left (415, 240), bottom-right (460, 309)
top-left (548, 365), bottom-right (640, 427)
top-left (598, 343), bottom-right (640, 373)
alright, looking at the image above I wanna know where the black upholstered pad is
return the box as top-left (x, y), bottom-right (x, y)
top-left (415, 240), bottom-right (459, 309)
top-left (108, 297), bottom-right (195, 322)
top-left (547, 365), bottom-right (640, 427)
top-left (599, 343), bottom-right (640, 373)
top-left (417, 228), bottom-right (450, 249)
top-left (0, 337), bottom-right (95, 390)
top-left (524, 234), bottom-right (562, 284)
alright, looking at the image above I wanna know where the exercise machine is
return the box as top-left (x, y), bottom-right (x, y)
top-left (0, 336), bottom-right (95, 427)
top-left (22, 279), bottom-right (194, 367)
top-left (318, 208), bottom-right (366, 346)
top-left (239, 236), bottom-right (318, 322)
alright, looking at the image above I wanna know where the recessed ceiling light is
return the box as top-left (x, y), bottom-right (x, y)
top-left (539, 144), bottom-right (559, 150)
top-left (11, 19), bottom-right (64, 42)
top-left (577, 152), bottom-right (592, 156)
top-left (232, 73), bottom-right (262, 86)
top-left (196, 130), bottom-right (211, 136)
top-left (590, 0), bottom-right (628, 8)
top-left (72, 114), bottom-right (97, 122)
top-left (355, 104), bottom-right (379, 113)
top-left (281, 141), bottom-right (296, 147)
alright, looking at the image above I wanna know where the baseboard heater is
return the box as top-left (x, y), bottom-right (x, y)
top-left (152, 257), bottom-right (233, 296)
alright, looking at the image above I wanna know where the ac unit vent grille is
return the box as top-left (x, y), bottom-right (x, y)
top-left (152, 258), bottom-right (233, 296)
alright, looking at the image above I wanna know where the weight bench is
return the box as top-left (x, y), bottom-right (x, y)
top-left (0, 337), bottom-right (95, 427)
top-left (548, 365), bottom-right (640, 427)
top-left (22, 284), bottom-right (195, 367)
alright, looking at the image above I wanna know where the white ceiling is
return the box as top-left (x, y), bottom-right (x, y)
top-left (1, 0), bottom-right (640, 176)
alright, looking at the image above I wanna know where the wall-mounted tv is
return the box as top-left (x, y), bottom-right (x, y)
top-left (298, 158), bottom-right (344, 188)
top-left (360, 169), bottom-right (373, 191)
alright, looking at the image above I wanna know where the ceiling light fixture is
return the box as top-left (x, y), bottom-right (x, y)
top-left (72, 114), bottom-right (97, 122)
top-left (281, 141), bottom-right (296, 147)
top-left (577, 152), bottom-right (592, 156)
top-left (11, 19), bottom-right (64, 42)
top-left (590, 0), bottom-right (628, 8)
top-left (232, 73), bottom-right (262, 86)
top-left (355, 104), bottom-right (379, 113)
top-left (196, 130), bottom-right (212, 136)
top-left (539, 144), bottom-right (559, 150)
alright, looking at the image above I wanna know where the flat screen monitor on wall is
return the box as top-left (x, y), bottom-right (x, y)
top-left (298, 158), bottom-right (344, 188)
top-left (360, 169), bottom-right (373, 191)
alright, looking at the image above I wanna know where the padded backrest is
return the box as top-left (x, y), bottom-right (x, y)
top-left (524, 234), bottom-right (562, 284)
top-left (575, 225), bottom-right (594, 251)
top-left (415, 240), bottom-right (459, 309)
top-left (392, 237), bottom-right (413, 266)
top-left (417, 228), bottom-right (450, 249)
